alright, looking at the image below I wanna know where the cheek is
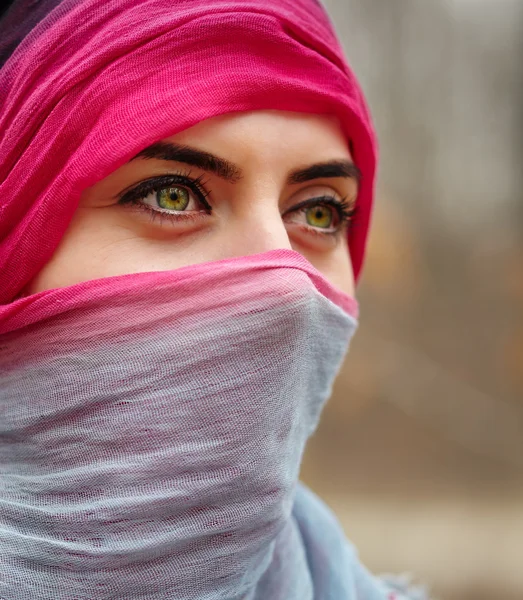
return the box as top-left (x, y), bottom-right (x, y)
top-left (290, 241), bottom-right (355, 297)
top-left (324, 256), bottom-right (355, 297)
top-left (25, 205), bottom-right (356, 296)
top-left (25, 207), bottom-right (219, 293)
top-left (25, 208), bottom-right (142, 293)
top-left (335, 236), bottom-right (356, 296)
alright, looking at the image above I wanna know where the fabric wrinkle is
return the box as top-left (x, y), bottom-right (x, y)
top-left (1, 253), bottom-right (358, 599)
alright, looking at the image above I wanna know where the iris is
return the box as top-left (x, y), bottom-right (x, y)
top-left (306, 205), bottom-right (333, 228)
top-left (157, 187), bottom-right (190, 211)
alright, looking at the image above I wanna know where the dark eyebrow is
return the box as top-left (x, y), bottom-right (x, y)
top-left (131, 142), bottom-right (243, 183)
top-left (286, 161), bottom-right (361, 185)
top-left (132, 142), bottom-right (361, 186)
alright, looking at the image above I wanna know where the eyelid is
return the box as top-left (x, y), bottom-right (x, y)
top-left (116, 173), bottom-right (356, 236)
top-left (116, 172), bottom-right (212, 212)
top-left (287, 181), bottom-right (353, 201)
top-left (285, 195), bottom-right (355, 226)
top-left (284, 183), bottom-right (356, 216)
top-left (115, 170), bottom-right (199, 198)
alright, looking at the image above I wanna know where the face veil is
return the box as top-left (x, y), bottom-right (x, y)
top-left (0, 250), bottom-right (360, 599)
top-left (0, 1), bottom-right (381, 599)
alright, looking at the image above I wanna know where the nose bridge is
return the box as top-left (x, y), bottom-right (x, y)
top-left (229, 196), bottom-right (293, 256)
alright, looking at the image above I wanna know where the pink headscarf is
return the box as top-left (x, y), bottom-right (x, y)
top-left (0, 6), bottom-right (429, 600)
top-left (0, 0), bottom-right (377, 306)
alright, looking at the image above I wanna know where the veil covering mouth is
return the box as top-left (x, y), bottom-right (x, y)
top-left (0, 2), bottom-right (418, 600)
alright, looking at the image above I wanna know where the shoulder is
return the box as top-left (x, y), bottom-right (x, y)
top-left (375, 573), bottom-right (432, 600)
top-left (292, 482), bottom-right (433, 600)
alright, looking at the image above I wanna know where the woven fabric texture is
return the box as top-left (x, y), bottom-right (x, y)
top-left (0, 0), bottom-right (377, 304)
top-left (1, 249), bottom-right (365, 599)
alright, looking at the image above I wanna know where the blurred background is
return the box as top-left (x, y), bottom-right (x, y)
top-left (301, 1), bottom-right (523, 599)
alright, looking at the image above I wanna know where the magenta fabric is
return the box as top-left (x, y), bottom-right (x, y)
top-left (0, 248), bottom-right (359, 334)
top-left (0, 0), bottom-right (377, 305)
top-left (0, 249), bottom-right (362, 599)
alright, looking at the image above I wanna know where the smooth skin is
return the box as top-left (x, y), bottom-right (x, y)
top-left (26, 111), bottom-right (359, 297)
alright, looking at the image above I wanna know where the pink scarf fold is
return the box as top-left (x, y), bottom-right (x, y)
top-left (0, 0), bottom-right (377, 305)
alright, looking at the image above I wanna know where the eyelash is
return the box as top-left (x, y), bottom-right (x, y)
top-left (117, 172), bottom-right (357, 236)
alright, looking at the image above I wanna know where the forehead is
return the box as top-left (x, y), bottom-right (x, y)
top-left (164, 111), bottom-right (352, 165)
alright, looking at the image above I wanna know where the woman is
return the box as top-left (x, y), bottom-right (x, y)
top-left (0, 0), bottom-right (427, 598)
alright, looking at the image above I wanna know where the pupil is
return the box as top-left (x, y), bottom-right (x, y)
top-left (157, 187), bottom-right (189, 211)
top-left (306, 205), bottom-right (333, 229)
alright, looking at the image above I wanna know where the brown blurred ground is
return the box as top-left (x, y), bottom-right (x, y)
top-left (302, 1), bottom-right (523, 598)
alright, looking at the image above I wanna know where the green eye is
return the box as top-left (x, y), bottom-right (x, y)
top-left (156, 187), bottom-right (190, 211)
top-left (305, 205), bottom-right (333, 228)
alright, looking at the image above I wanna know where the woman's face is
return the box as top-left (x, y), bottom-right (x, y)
top-left (27, 111), bottom-right (359, 296)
